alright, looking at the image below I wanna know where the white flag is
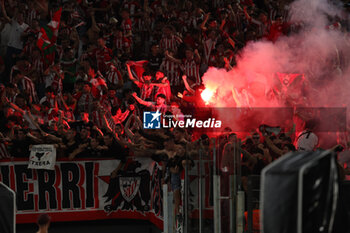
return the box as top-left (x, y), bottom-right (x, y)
top-left (28, 145), bottom-right (56, 170)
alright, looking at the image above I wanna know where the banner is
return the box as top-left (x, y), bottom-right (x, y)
top-left (0, 158), bottom-right (164, 229)
top-left (28, 145), bottom-right (57, 170)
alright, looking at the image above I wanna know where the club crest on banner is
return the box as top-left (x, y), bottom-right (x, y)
top-left (119, 176), bottom-right (141, 202)
top-left (103, 161), bottom-right (151, 213)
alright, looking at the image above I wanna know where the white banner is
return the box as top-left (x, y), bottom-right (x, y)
top-left (28, 144), bottom-right (56, 170)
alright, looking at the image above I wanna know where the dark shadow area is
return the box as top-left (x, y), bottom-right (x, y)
top-left (16, 219), bottom-right (162, 233)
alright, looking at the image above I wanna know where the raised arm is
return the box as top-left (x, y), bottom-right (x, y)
top-left (124, 114), bottom-right (135, 140)
top-left (150, 81), bottom-right (169, 87)
top-left (243, 6), bottom-right (252, 21)
top-left (181, 75), bottom-right (195, 94)
top-left (131, 92), bottom-right (152, 107)
top-left (90, 9), bottom-right (100, 32)
top-left (263, 134), bottom-right (283, 157)
top-left (164, 50), bottom-right (182, 64)
top-left (126, 62), bottom-right (141, 86)
top-left (194, 49), bottom-right (201, 63)
top-left (0, 0), bottom-right (12, 23)
top-left (200, 12), bottom-right (210, 31)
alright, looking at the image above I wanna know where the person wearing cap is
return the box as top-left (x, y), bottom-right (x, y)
top-left (36, 213), bottom-right (51, 233)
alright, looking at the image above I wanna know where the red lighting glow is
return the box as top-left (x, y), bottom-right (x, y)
top-left (201, 89), bottom-right (214, 105)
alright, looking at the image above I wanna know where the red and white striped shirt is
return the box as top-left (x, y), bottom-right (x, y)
top-left (45, 72), bottom-right (63, 94)
top-left (122, 1), bottom-right (141, 16)
top-left (92, 109), bottom-right (116, 130)
top-left (75, 92), bottom-right (94, 114)
top-left (0, 142), bottom-right (10, 159)
top-left (203, 38), bottom-right (217, 64)
top-left (113, 36), bottom-right (131, 51)
top-left (26, 8), bottom-right (40, 26)
top-left (155, 78), bottom-right (171, 103)
top-left (23, 42), bottom-right (36, 57)
top-left (106, 65), bottom-right (123, 86)
top-left (10, 65), bottom-right (31, 84)
top-left (90, 76), bottom-right (107, 99)
top-left (92, 110), bottom-right (104, 129)
top-left (113, 108), bottom-right (130, 124)
top-left (121, 19), bottom-right (133, 37)
top-left (181, 58), bottom-right (201, 85)
top-left (32, 56), bottom-right (45, 82)
top-left (39, 96), bottom-right (56, 108)
top-left (160, 35), bottom-right (183, 52)
top-left (19, 76), bottom-right (38, 103)
top-left (138, 83), bottom-right (155, 100)
top-left (95, 47), bottom-right (112, 73)
top-left (160, 58), bottom-right (180, 86)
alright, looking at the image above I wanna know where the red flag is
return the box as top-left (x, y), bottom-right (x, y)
top-left (128, 60), bottom-right (149, 82)
top-left (37, 8), bottom-right (62, 66)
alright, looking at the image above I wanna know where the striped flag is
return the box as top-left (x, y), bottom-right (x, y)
top-left (37, 8), bottom-right (62, 66)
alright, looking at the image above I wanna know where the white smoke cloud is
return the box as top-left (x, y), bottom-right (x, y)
top-left (201, 0), bottom-right (350, 144)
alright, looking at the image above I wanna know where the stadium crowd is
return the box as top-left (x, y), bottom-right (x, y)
top-left (0, 0), bottom-right (349, 225)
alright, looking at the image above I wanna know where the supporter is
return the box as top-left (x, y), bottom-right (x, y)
top-left (165, 47), bottom-right (202, 85)
top-left (74, 81), bottom-right (94, 114)
top-left (155, 135), bottom-right (185, 216)
top-left (101, 131), bottom-right (127, 177)
top-left (132, 92), bottom-right (168, 114)
top-left (153, 70), bottom-right (171, 102)
top-left (61, 128), bottom-right (79, 158)
top-left (112, 27), bottom-right (132, 60)
top-left (69, 112), bottom-right (93, 132)
top-left (12, 69), bottom-right (38, 104)
top-left (1, 1), bottom-right (29, 73)
top-left (160, 25), bottom-right (182, 54)
top-left (36, 213), bottom-right (51, 233)
top-left (60, 47), bottom-right (77, 92)
top-left (148, 44), bottom-right (163, 73)
top-left (43, 63), bottom-right (64, 95)
top-left (126, 62), bottom-right (168, 101)
top-left (220, 133), bottom-right (240, 173)
top-left (84, 136), bottom-right (104, 158)
top-left (77, 125), bottom-right (91, 145)
top-left (0, 1), bottom-right (347, 230)
top-left (39, 87), bottom-right (57, 108)
top-left (9, 128), bottom-right (33, 158)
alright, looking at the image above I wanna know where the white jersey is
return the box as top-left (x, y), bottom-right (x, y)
top-left (7, 20), bottom-right (29, 49)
